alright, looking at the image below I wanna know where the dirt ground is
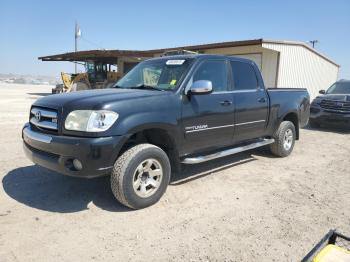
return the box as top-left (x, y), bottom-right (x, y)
top-left (0, 83), bottom-right (349, 262)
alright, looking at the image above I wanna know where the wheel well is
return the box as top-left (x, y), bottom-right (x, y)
top-left (283, 113), bottom-right (299, 140)
top-left (119, 128), bottom-right (181, 172)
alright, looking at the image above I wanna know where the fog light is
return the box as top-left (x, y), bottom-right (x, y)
top-left (73, 159), bottom-right (83, 170)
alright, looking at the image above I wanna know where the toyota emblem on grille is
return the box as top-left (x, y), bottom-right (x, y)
top-left (35, 111), bottom-right (41, 121)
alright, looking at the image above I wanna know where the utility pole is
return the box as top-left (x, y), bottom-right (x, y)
top-left (74, 22), bottom-right (81, 73)
top-left (309, 40), bottom-right (319, 49)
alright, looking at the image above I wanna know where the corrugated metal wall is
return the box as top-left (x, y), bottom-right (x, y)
top-left (261, 49), bottom-right (279, 88)
top-left (262, 43), bottom-right (339, 98)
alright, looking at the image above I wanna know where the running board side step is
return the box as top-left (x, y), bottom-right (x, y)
top-left (181, 138), bottom-right (275, 164)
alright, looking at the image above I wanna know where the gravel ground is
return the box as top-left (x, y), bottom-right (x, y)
top-left (0, 83), bottom-right (349, 262)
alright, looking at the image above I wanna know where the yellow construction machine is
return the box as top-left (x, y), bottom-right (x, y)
top-left (53, 62), bottom-right (120, 94)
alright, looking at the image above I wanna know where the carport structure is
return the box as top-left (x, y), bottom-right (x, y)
top-left (39, 39), bottom-right (339, 98)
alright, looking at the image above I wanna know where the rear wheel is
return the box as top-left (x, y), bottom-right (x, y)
top-left (270, 121), bottom-right (296, 157)
top-left (110, 144), bottom-right (171, 209)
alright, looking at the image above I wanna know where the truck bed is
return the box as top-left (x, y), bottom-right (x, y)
top-left (267, 87), bottom-right (310, 128)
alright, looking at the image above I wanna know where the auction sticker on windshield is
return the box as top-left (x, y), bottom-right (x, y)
top-left (166, 60), bottom-right (185, 65)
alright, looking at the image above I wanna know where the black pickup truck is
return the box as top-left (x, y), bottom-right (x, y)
top-left (22, 54), bottom-right (310, 209)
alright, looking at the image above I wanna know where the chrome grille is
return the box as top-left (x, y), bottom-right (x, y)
top-left (30, 107), bottom-right (58, 132)
top-left (320, 100), bottom-right (350, 113)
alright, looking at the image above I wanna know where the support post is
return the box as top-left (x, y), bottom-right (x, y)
top-left (75, 22), bottom-right (78, 73)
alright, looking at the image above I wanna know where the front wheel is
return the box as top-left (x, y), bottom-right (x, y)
top-left (111, 144), bottom-right (171, 209)
top-left (270, 121), bottom-right (296, 157)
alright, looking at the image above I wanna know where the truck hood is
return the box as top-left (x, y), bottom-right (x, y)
top-left (33, 88), bottom-right (167, 110)
top-left (317, 94), bottom-right (350, 101)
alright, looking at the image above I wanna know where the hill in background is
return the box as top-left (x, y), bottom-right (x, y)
top-left (0, 73), bottom-right (60, 85)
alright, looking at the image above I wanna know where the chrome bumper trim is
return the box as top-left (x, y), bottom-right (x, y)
top-left (23, 127), bottom-right (52, 144)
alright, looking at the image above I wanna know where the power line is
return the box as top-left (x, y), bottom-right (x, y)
top-left (73, 22), bottom-right (106, 73)
top-left (80, 36), bottom-right (105, 50)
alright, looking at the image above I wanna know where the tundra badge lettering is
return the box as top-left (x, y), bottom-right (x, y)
top-left (185, 124), bottom-right (208, 132)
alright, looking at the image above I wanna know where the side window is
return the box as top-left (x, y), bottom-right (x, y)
top-left (230, 61), bottom-right (258, 90)
top-left (192, 60), bottom-right (228, 92)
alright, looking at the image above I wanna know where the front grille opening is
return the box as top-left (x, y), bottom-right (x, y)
top-left (320, 100), bottom-right (350, 113)
top-left (29, 123), bottom-right (58, 135)
top-left (30, 106), bottom-right (59, 134)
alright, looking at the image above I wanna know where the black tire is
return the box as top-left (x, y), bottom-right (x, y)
top-left (309, 119), bottom-right (320, 128)
top-left (111, 143), bottom-right (171, 209)
top-left (269, 121), bottom-right (296, 157)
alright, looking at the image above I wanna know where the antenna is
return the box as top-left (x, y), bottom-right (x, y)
top-left (309, 40), bottom-right (319, 48)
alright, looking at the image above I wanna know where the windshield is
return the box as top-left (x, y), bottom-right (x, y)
top-left (326, 82), bottom-right (350, 94)
top-left (114, 58), bottom-right (193, 90)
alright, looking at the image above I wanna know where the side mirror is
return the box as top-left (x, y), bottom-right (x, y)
top-left (189, 80), bottom-right (213, 95)
top-left (319, 90), bottom-right (326, 94)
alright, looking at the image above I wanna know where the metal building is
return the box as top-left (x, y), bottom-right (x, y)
top-left (39, 39), bottom-right (339, 98)
top-left (156, 39), bottom-right (339, 98)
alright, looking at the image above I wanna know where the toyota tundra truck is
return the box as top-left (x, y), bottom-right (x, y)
top-left (22, 54), bottom-right (310, 209)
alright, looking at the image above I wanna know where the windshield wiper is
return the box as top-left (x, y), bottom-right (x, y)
top-left (113, 84), bottom-right (164, 91)
top-left (131, 84), bottom-right (163, 91)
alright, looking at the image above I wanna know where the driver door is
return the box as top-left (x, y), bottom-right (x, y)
top-left (181, 59), bottom-right (235, 155)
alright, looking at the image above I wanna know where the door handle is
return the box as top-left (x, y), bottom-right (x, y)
top-left (220, 100), bottom-right (232, 106)
top-left (258, 98), bottom-right (266, 103)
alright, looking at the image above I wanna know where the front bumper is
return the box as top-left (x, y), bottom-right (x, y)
top-left (22, 123), bottom-right (128, 178)
top-left (310, 106), bottom-right (350, 126)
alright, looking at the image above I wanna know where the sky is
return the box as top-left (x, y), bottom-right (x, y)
top-left (0, 0), bottom-right (349, 79)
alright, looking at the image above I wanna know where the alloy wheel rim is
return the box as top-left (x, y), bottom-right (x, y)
top-left (132, 159), bottom-right (163, 198)
top-left (283, 129), bottom-right (293, 151)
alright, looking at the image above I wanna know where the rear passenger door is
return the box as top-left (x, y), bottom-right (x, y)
top-left (230, 60), bottom-right (269, 142)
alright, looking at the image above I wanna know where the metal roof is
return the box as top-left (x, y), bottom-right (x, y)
top-left (262, 39), bottom-right (339, 67)
top-left (38, 49), bottom-right (156, 63)
top-left (38, 38), bottom-right (339, 67)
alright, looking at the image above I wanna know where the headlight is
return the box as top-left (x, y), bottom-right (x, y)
top-left (65, 110), bottom-right (119, 132)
